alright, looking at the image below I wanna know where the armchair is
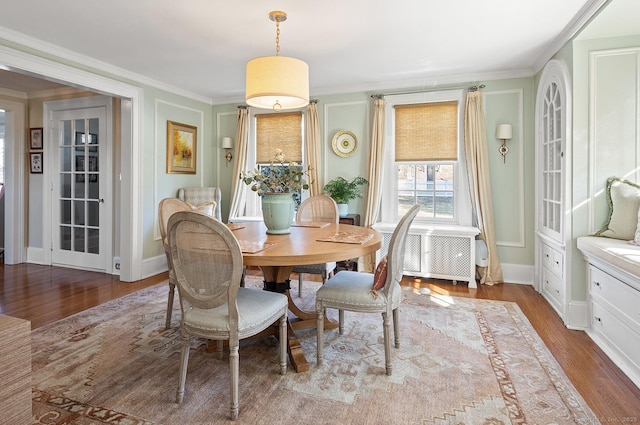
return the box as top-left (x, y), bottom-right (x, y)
top-left (177, 186), bottom-right (222, 221)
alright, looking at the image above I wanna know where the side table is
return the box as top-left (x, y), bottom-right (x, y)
top-left (339, 214), bottom-right (360, 226)
top-left (337, 214), bottom-right (360, 271)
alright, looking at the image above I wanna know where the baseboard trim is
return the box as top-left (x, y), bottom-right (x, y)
top-left (501, 263), bottom-right (534, 285)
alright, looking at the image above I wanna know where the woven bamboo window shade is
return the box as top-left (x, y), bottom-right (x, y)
top-left (394, 101), bottom-right (458, 161)
top-left (256, 112), bottom-right (303, 163)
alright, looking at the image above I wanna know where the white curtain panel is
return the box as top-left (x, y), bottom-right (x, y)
top-left (304, 101), bottom-right (322, 196)
top-left (464, 91), bottom-right (503, 285)
top-left (228, 107), bottom-right (249, 220)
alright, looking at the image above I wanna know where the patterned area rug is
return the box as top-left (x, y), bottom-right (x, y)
top-left (31, 277), bottom-right (596, 424)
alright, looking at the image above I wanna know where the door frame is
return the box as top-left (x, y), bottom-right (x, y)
top-left (0, 98), bottom-right (26, 264)
top-left (44, 96), bottom-right (113, 272)
top-left (0, 44), bottom-right (143, 281)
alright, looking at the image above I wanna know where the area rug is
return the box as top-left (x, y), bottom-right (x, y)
top-left (31, 276), bottom-right (597, 424)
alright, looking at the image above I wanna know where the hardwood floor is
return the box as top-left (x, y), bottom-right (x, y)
top-left (1, 263), bottom-right (639, 421)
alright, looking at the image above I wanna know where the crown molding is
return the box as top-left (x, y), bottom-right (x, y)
top-left (0, 25), bottom-right (213, 105)
top-left (532, 0), bottom-right (611, 74)
top-left (0, 86), bottom-right (26, 99)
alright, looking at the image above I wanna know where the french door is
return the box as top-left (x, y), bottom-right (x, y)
top-left (50, 106), bottom-right (111, 271)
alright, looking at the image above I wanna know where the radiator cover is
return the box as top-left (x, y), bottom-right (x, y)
top-left (375, 223), bottom-right (479, 288)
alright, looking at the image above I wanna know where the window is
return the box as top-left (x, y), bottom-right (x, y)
top-left (381, 91), bottom-right (472, 225)
top-left (244, 110), bottom-right (305, 216)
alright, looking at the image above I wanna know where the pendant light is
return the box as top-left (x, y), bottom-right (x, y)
top-left (245, 10), bottom-right (309, 112)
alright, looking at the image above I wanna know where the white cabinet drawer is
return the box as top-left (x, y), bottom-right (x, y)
top-left (542, 267), bottom-right (563, 311)
top-left (590, 266), bottom-right (640, 331)
top-left (542, 243), bottom-right (564, 277)
top-left (591, 300), bottom-right (640, 373)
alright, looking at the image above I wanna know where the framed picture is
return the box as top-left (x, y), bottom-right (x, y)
top-left (30, 127), bottom-right (43, 150)
top-left (30, 152), bottom-right (43, 174)
top-left (166, 120), bottom-right (197, 174)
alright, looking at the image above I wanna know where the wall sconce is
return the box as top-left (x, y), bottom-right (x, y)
top-left (495, 124), bottom-right (512, 163)
top-left (222, 137), bottom-right (233, 166)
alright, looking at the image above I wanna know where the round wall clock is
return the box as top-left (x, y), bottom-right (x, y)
top-left (332, 130), bottom-right (358, 157)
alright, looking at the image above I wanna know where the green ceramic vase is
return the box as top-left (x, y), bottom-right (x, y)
top-left (261, 193), bottom-right (294, 234)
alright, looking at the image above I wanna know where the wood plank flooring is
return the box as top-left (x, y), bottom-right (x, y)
top-left (1, 263), bottom-right (639, 421)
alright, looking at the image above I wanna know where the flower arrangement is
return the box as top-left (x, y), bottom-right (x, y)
top-left (241, 149), bottom-right (311, 196)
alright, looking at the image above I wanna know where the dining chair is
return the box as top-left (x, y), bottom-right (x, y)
top-left (292, 195), bottom-right (339, 296)
top-left (315, 204), bottom-right (420, 375)
top-left (168, 211), bottom-right (288, 421)
top-left (158, 197), bottom-right (192, 329)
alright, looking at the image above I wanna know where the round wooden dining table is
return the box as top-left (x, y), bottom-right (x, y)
top-left (230, 221), bottom-right (382, 372)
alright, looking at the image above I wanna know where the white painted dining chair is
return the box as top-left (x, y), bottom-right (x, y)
top-left (292, 195), bottom-right (339, 296)
top-left (315, 204), bottom-right (420, 375)
top-left (168, 211), bottom-right (288, 421)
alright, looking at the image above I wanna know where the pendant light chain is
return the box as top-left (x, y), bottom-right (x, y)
top-left (275, 19), bottom-right (280, 56)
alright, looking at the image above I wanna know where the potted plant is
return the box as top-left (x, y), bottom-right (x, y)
top-left (324, 176), bottom-right (368, 217)
top-left (241, 149), bottom-right (310, 234)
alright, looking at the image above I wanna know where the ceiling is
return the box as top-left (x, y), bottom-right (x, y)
top-left (0, 0), bottom-right (637, 104)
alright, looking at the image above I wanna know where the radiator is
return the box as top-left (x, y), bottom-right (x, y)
top-left (375, 224), bottom-right (479, 288)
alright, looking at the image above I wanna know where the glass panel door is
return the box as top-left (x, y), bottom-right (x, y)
top-left (51, 107), bottom-right (108, 270)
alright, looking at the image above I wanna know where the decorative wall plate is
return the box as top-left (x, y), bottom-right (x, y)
top-left (332, 130), bottom-right (358, 157)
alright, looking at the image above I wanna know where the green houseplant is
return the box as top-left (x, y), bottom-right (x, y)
top-left (241, 149), bottom-right (310, 234)
top-left (324, 176), bottom-right (368, 217)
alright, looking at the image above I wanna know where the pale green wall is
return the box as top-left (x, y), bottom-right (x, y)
top-left (0, 36), bottom-right (539, 274)
top-left (483, 79), bottom-right (535, 266)
top-left (213, 79), bottom-right (536, 270)
top-left (142, 87), bottom-right (214, 259)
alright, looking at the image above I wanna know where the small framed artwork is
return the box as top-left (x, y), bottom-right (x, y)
top-left (30, 127), bottom-right (43, 150)
top-left (166, 120), bottom-right (197, 174)
top-left (30, 152), bottom-right (43, 174)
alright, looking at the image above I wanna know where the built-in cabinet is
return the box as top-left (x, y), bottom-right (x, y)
top-left (535, 60), bottom-right (572, 323)
top-left (577, 243), bottom-right (640, 389)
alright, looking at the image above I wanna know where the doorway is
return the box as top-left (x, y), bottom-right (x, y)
top-left (44, 96), bottom-right (113, 272)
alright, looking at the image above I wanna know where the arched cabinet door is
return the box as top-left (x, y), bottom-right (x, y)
top-left (535, 59), bottom-right (572, 322)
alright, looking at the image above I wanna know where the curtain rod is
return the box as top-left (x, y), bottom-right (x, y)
top-left (371, 83), bottom-right (485, 98)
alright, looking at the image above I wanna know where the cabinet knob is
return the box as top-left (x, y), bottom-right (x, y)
top-left (594, 281), bottom-right (600, 287)
top-left (595, 316), bottom-right (602, 323)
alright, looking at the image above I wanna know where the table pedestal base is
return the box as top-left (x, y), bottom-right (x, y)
top-left (261, 266), bottom-right (337, 372)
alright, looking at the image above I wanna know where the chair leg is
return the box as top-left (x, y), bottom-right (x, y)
top-left (338, 309), bottom-right (344, 335)
top-left (165, 281), bottom-right (175, 330)
top-left (216, 340), bottom-right (224, 360)
top-left (176, 333), bottom-right (191, 403)
top-left (298, 273), bottom-right (304, 297)
top-left (279, 313), bottom-right (287, 375)
top-left (393, 307), bottom-right (400, 348)
top-left (316, 306), bottom-right (324, 365)
top-left (229, 341), bottom-right (239, 421)
top-left (382, 312), bottom-right (392, 376)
